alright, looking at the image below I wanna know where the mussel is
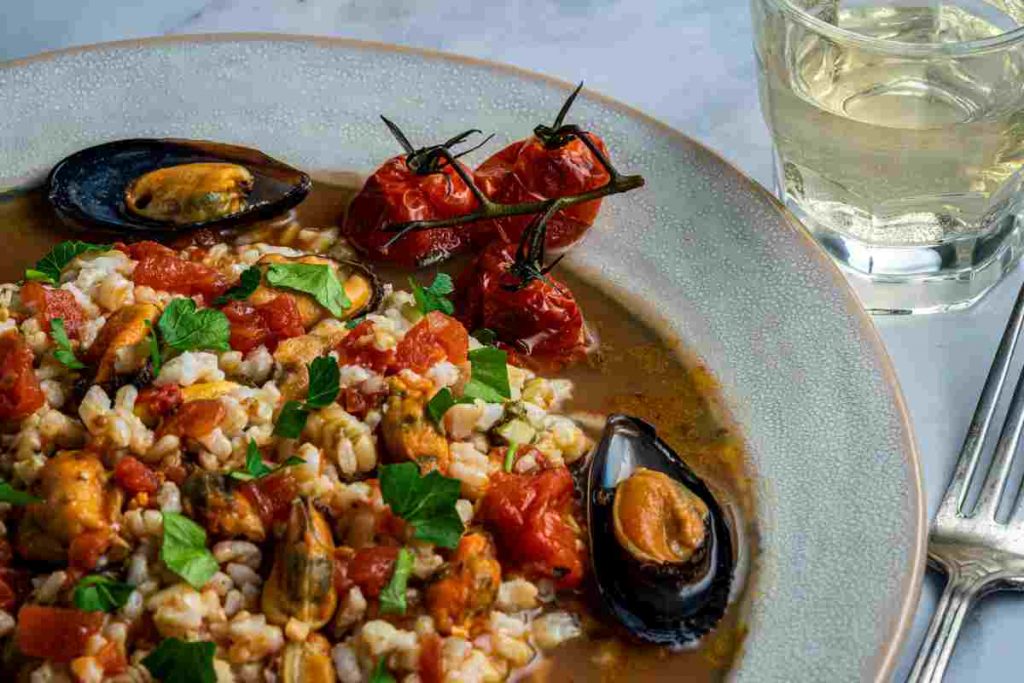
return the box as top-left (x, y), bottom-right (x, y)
top-left (255, 254), bottom-right (382, 324)
top-left (47, 139), bottom-right (311, 233)
top-left (586, 414), bottom-right (734, 647)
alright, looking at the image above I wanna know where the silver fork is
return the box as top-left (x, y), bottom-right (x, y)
top-left (909, 279), bottom-right (1024, 682)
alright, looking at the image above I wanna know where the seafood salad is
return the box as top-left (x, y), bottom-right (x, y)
top-left (0, 86), bottom-right (751, 683)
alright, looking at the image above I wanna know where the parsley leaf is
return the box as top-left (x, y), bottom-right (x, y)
top-left (73, 575), bottom-right (135, 612)
top-left (229, 439), bottom-right (303, 481)
top-left (410, 273), bottom-right (455, 315)
top-left (462, 347), bottom-right (511, 403)
top-left (379, 547), bottom-right (414, 615)
top-left (273, 356), bottom-right (340, 438)
top-left (345, 315), bottom-right (367, 330)
top-left (25, 241), bottom-right (111, 285)
top-left (472, 328), bottom-right (497, 345)
top-left (214, 266), bottom-right (261, 305)
top-left (379, 463), bottom-right (464, 548)
top-left (503, 442), bottom-right (520, 473)
top-left (145, 320), bottom-right (162, 375)
top-left (143, 638), bottom-right (216, 683)
top-left (0, 480), bottom-right (41, 505)
top-left (50, 317), bottom-right (85, 369)
top-left (425, 387), bottom-right (473, 425)
top-left (369, 657), bottom-right (396, 683)
top-left (160, 512), bottom-right (218, 589)
top-left (158, 298), bottom-right (230, 352)
top-left (266, 263), bottom-right (350, 317)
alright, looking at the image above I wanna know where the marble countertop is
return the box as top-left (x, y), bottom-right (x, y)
top-left (4, 1), bottom-right (1021, 680)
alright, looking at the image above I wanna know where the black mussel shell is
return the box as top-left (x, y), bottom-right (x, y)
top-left (586, 414), bottom-right (734, 647)
top-left (47, 138), bottom-right (311, 234)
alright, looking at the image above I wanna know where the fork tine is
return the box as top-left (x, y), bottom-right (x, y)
top-left (938, 279), bottom-right (1024, 519)
top-left (973, 367), bottom-right (1024, 519)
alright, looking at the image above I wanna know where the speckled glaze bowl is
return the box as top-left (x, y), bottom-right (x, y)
top-left (0, 35), bottom-right (924, 681)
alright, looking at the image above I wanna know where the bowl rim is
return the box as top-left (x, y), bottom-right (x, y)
top-left (0, 33), bottom-right (926, 681)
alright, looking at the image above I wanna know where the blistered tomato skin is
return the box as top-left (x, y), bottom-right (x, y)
top-left (474, 133), bottom-right (611, 249)
top-left (120, 240), bottom-right (229, 300)
top-left (343, 155), bottom-right (481, 267)
top-left (455, 241), bottom-right (587, 369)
top-left (20, 281), bottom-right (85, 338)
top-left (0, 333), bottom-right (45, 422)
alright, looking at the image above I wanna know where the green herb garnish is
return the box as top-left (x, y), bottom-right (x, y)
top-left (410, 273), bottom-right (455, 315)
top-left (379, 462), bottom-right (464, 549)
top-left (379, 547), bottom-right (414, 615)
top-left (160, 512), bottom-right (218, 589)
top-left (345, 315), bottom-right (367, 330)
top-left (273, 356), bottom-right (340, 438)
top-left (50, 317), bottom-right (85, 369)
top-left (213, 266), bottom-right (262, 305)
top-left (143, 638), bottom-right (216, 683)
top-left (158, 298), bottom-right (230, 353)
top-left (425, 387), bottom-right (475, 426)
top-left (73, 575), bottom-right (135, 612)
top-left (25, 241), bottom-right (111, 285)
top-left (462, 346), bottom-right (511, 403)
top-left (0, 481), bottom-right (41, 506)
top-left (369, 657), bottom-right (396, 683)
top-left (229, 439), bottom-right (304, 481)
top-left (503, 442), bottom-right (519, 473)
top-left (266, 263), bottom-right (350, 317)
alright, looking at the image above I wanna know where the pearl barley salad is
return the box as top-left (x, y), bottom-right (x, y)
top-left (0, 90), bottom-right (754, 683)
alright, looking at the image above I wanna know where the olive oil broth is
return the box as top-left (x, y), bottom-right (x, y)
top-left (0, 174), bottom-right (758, 681)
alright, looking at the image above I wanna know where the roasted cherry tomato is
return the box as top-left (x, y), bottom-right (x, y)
top-left (343, 121), bottom-right (484, 267)
top-left (20, 281), bottom-right (85, 338)
top-left (158, 399), bottom-right (227, 439)
top-left (16, 605), bottom-right (104, 661)
top-left (335, 320), bottom-right (396, 374)
top-left (0, 332), bottom-right (45, 422)
top-left (239, 470), bottom-right (299, 527)
top-left (119, 240), bottom-right (229, 300)
top-left (113, 456), bottom-right (160, 495)
top-left (223, 294), bottom-right (305, 353)
top-left (394, 311), bottom-right (470, 374)
top-left (478, 468), bottom-right (585, 590)
top-left (136, 384), bottom-right (183, 419)
top-left (474, 85), bottom-right (610, 249)
top-left (346, 546), bottom-right (400, 598)
top-left (455, 239), bottom-right (588, 369)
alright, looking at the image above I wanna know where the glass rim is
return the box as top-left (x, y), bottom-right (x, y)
top-left (769, 0), bottom-right (1024, 55)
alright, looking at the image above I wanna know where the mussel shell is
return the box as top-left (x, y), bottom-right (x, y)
top-left (47, 139), bottom-right (311, 233)
top-left (586, 414), bottom-right (733, 647)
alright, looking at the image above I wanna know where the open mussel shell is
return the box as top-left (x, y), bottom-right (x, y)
top-left (586, 414), bottom-right (734, 647)
top-left (47, 138), bottom-right (311, 234)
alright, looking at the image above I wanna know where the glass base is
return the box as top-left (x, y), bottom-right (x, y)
top-left (774, 158), bottom-right (1024, 315)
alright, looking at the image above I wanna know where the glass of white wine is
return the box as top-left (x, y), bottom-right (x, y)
top-left (752, 0), bottom-right (1024, 313)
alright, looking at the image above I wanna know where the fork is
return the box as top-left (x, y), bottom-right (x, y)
top-left (908, 279), bottom-right (1024, 682)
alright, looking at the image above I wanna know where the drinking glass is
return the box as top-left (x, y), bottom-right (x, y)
top-left (751, 0), bottom-right (1024, 313)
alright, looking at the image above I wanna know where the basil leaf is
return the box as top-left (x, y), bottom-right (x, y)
top-left (379, 463), bottom-right (464, 548)
top-left (25, 241), bottom-right (111, 285)
top-left (213, 266), bottom-right (261, 305)
top-left (274, 400), bottom-right (308, 439)
top-left (160, 512), bottom-right (218, 589)
top-left (379, 547), bottom-right (414, 615)
top-left (0, 481), bottom-right (40, 506)
top-left (158, 298), bottom-right (230, 352)
top-left (73, 575), bottom-right (135, 612)
top-left (145, 319), bottom-right (162, 375)
top-left (410, 273), bottom-right (455, 316)
top-left (462, 347), bottom-right (511, 403)
top-left (143, 638), bottom-right (216, 683)
top-left (306, 356), bottom-right (340, 409)
top-left (472, 328), bottom-right (497, 345)
top-left (369, 657), bottom-right (396, 683)
top-left (503, 442), bottom-right (519, 473)
top-left (50, 317), bottom-right (85, 369)
top-left (266, 263), bottom-right (350, 317)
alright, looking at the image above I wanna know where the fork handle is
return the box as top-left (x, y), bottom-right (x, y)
top-left (907, 569), bottom-right (985, 683)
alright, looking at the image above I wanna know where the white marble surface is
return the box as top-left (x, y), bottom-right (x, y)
top-left (3, 2), bottom-right (1022, 681)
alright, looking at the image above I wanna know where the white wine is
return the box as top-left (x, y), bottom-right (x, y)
top-left (754, 0), bottom-right (1024, 310)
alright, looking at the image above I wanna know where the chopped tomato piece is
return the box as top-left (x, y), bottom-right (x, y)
top-left (0, 333), bottom-right (44, 422)
top-left (419, 633), bottom-right (443, 683)
top-left (335, 320), bottom-right (395, 373)
top-left (16, 605), bottom-right (104, 662)
top-left (68, 530), bottom-right (112, 571)
top-left (136, 384), bottom-right (183, 418)
top-left (478, 469), bottom-right (585, 589)
top-left (223, 295), bottom-right (305, 353)
top-left (95, 640), bottom-right (128, 675)
top-left (394, 311), bottom-right (469, 374)
top-left (348, 546), bottom-right (399, 598)
top-left (20, 281), bottom-right (85, 338)
top-left (239, 471), bottom-right (299, 527)
top-left (159, 399), bottom-right (226, 439)
top-left (0, 576), bottom-right (16, 612)
top-left (120, 240), bottom-right (229, 300)
top-left (113, 456), bottom-right (159, 494)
